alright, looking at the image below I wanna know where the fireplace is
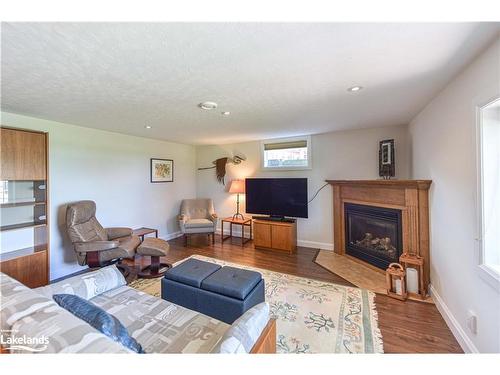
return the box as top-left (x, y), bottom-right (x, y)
top-left (344, 203), bottom-right (402, 270)
top-left (328, 180), bottom-right (431, 297)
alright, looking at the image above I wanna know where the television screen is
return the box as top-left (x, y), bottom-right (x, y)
top-left (245, 178), bottom-right (308, 218)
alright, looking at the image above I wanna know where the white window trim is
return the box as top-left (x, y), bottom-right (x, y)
top-left (260, 135), bottom-right (312, 171)
top-left (475, 96), bottom-right (500, 291)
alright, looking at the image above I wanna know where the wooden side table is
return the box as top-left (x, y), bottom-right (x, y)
top-left (221, 217), bottom-right (252, 247)
top-left (133, 227), bottom-right (158, 242)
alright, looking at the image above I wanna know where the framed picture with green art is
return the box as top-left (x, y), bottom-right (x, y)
top-left (150, 158), bottom-right (174, 183)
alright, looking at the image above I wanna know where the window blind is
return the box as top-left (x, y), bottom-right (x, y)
top-left (263, 140), bottom-right (307, 151)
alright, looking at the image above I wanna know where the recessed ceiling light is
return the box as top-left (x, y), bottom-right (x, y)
top-left (347, 86), bottom-right (363, 92)
top-left (221, 111), bottom-right (230, 116)
top-left (144, 125), bottom-right (152, 129)
top-left (199, 101), bottom-right (218, 110)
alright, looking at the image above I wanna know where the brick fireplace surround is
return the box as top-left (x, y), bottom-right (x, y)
top-left (326, 180), bottom-right (432, 297)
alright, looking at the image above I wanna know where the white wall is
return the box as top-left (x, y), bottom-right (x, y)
top-left (1, 112), bottom-right (409, 278)
top-left (0, 112), bottom-right (197, 280)
top-left (196, 124), bottom-right (410, 249)
top-left (409, 37), bottom-right (500, 353)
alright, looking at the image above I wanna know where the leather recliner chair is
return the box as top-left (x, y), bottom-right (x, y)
top-left (66, 200), bottom-right (140, 269)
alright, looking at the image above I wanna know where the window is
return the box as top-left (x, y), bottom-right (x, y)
top-left (261, 136), bottom-right (311, 170)
top-left (477, 97), bottom-right (500, 285)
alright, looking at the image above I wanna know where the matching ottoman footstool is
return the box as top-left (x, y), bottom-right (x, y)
top-left (137, 237), bottom-right (171, 278)
top-left (161, 258), bottom-right (265, 324)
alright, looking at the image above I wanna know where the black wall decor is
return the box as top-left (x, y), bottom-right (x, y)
top-left (379, 139), bottom-right (395, 179)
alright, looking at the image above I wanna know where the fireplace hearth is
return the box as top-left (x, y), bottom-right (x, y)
top-left (344, 203), bottom-right (402, 270)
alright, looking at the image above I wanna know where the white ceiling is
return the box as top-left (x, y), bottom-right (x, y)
top-left (2, 23), bottom-right (499, 145)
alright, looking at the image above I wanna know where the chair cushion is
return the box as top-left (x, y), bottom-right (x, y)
top-left (116, 235), bottom-right (141, 257)
top-left (201, 266), bottom-right (262, 300)
top-left (66, 200), bottom-right (97, 224)
top-left (95, 236), bottom-right (138, 263)
top-left (68, 216), bottom-right (108, 242)
top-left (180, 198), bottom-right (214, 220)
top-left (185, 218), bottom-right (214, 228)
top-left (53, 294), bottom-right (144, 353)
top-left (137, 237), bottom-right (170, 257)
top-left (164, 258), bottom-right (221, 288)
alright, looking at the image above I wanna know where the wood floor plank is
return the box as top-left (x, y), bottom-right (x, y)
top-left (125, 234), bottom-right (463, 354)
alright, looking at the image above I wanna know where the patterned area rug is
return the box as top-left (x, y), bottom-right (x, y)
top-left (129, 255), bottom-right (383, 353)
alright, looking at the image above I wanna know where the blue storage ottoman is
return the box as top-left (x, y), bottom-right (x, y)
top-left (161, 258), bottom-right (265, 324)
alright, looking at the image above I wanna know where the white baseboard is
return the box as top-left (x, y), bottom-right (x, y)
top-left (430, 284), bottom-right (479, 353)
top-left (216, 228), bottom-right (251, 238)
top-left (216, 227), bottom-right (333, 251)
top-left (160, 231), bottom-right (183, 241)
top-left (297, 240), bottom-right (334, 251)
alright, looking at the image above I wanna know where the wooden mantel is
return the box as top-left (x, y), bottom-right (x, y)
top-left (326, 179), bottom-right (432, 295)
top-left (326, 180), bottom-right (432, 189)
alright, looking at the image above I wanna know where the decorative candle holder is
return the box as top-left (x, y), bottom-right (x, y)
top-left (399, 253), bottom-right (426, 300)
top-left (385, 263), bottom-right (407, 301)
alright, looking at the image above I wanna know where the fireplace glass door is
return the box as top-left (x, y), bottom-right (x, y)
top-left (344, 203), bottom-right (402, 270)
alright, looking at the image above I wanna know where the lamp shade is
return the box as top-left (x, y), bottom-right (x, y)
top-left (229, 179), bottom-right (245, 194)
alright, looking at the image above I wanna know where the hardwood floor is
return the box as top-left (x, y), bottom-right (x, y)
top-left (125, 234), bottom-right (463, 354)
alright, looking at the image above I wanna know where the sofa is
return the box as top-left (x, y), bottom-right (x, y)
top-left (0, 266), bottom-right (275, 354)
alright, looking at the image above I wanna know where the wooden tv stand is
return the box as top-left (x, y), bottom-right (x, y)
top-left (252, 218), bottom-right (297, 253)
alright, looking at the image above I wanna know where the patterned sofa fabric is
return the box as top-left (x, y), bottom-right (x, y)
top-left (0, 273), bottom-right (56, 332)
top-left (90, 285), bottom-right (229, 353)
top-left (1, 265), bottom-right (271, 354)
top-left (213, 302), bottom-right (270, 353)
top-left (35, 265), bottom-right (126, 300)
top-left (9, 305), bottom-right (132, 354)
top-left (0, 273), bottom-right (130, 354)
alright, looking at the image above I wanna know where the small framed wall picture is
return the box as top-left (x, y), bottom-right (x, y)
top-left (378, 139), bottom-right (395, 179)
top-left (150, 158), bottom-right (174, 183)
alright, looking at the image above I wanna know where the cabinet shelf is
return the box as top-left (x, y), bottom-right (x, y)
top-left (0, 201), bottom-right (46, 208)
top-left (0, 221), bottom-right (47, 232)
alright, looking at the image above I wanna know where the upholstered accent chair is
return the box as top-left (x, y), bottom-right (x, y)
top-left (178, 198), bottom-right (218, 246)
top-left (66, 200), bottom-right (140, 269)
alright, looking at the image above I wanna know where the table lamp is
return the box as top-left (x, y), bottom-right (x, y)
top-left (229, 179), bottom-right (245, 220)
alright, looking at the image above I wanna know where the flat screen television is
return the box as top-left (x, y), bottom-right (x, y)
top-left (245, 178), bottom-right (308, 218)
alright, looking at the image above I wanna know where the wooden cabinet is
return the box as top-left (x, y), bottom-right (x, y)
top-left (0, 251), bottom-right (48, 288)
top-left (271, 224), bottom-right (294, 251)
top-left (1, 126), bottom-right (49, 288)
top-left (1, 128), bottom-right (46, 180)
top-left (253, 221), bottom-right (272, 248)
top-left (253, 219), bottom-right (297, 253)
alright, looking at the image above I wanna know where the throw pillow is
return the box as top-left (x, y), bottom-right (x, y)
top-left (36, 265), bottom-right (126, 300)
top-left (53, 293), bottom-right (144, 353)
